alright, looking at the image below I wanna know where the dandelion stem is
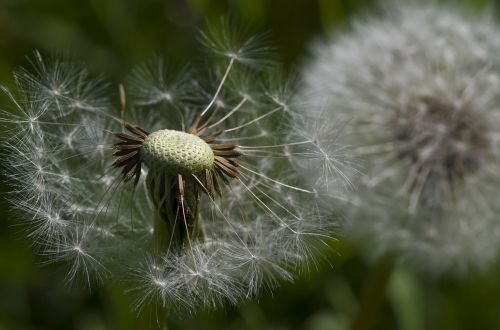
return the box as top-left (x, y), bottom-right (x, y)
top-left (351, 255), bottom-right (395, 330)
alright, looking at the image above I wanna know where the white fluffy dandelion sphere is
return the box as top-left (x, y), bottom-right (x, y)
top-left (297, 1), bottom-right (500, 275)
top-left (1, 26), bottom-right (350, 314)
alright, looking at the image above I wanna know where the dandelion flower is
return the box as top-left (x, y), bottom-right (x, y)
top-left (1, 28), bottom-right (348, 313)
top-left (297, 1), bottom-right (500, 275)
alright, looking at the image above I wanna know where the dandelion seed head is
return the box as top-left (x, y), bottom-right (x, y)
top-left (1, 25), bottom-right (351, 314)
top-left (297, 1), bottom-right (500, 275)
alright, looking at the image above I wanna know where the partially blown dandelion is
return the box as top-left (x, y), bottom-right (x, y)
top-left (297, 1), bottom-right (500, 275)
top-left (1, 28), bottom-right (348, 312)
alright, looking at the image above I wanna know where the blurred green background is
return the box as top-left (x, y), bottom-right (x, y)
top-left (1, 0), bottom-right (500, 329)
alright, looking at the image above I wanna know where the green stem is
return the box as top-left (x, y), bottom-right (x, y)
top-left (351, 255), bottom-right (395, 330)
top-left (149, 172), bottom-right (205, 255)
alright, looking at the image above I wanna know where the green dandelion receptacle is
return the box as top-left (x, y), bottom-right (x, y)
top-left (112, 118), bottom-right (243, 250)
top-left (142, 129), bottom-right (215, 175)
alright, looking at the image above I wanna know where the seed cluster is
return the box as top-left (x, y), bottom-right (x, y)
top-left (2, 28), bottom-right (345, 313)
top-left (391, 96), bottom-right (489, 207)
top-left (296, 0), bottom-right (500, 275)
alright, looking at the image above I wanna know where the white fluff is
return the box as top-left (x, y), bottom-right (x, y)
top-left (297, 1), bottom-right (500, 275)
top-left (1, 27), bottom-right (350, 313)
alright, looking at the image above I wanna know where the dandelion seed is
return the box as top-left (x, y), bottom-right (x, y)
top-left (1, 27), bottom-right (351, 313)
top-left (297, 1), bottom-right (500, 275)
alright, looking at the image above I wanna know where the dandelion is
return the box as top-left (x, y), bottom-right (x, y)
top-left (0, 27), bottom-right (349, 313)
top-left (297, 1), bottom-right (500, 275)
